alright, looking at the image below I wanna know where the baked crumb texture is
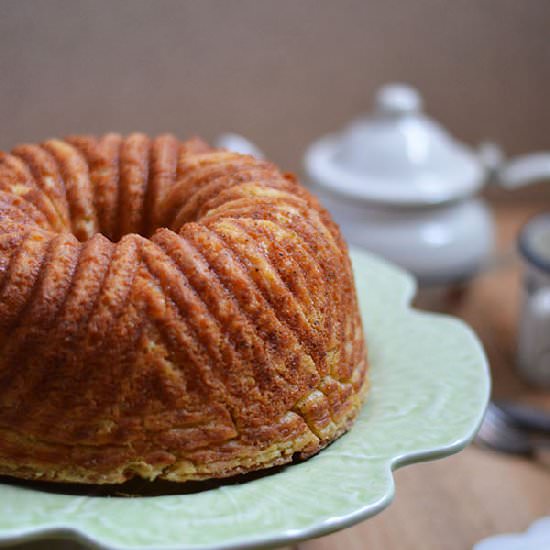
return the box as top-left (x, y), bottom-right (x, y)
top-left (0, 133), bottom-right (368, 484)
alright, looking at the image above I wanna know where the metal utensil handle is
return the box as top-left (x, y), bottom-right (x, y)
top-left (497, 401), bottom-right (550, 434)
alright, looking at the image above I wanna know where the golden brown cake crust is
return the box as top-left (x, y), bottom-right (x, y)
top-left (0, 134), bottom-right (368, 484)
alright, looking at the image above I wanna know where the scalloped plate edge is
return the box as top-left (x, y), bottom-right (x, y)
top-left (0, 247), bottom-right (491, 550)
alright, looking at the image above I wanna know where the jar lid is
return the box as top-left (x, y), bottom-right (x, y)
top-left (304, 84), bottom-right (484, 206)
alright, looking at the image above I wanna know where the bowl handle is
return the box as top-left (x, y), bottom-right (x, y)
top-left (497, 152), bottom-right (550, 189)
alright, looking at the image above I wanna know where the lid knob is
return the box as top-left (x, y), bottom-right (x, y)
top-left (375, 83), bottom-right (422, 116)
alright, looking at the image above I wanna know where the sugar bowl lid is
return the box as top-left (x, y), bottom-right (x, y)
top-left (304, 84), bottom-right (484, 206)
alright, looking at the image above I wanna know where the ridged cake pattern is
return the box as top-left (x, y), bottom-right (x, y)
top-left (0, 133), bottom-right (367, 484)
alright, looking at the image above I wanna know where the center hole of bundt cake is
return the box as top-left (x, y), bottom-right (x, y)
top-left (65, 176), bottom-right (184, 243)
top-left (13, 134), bottom-right (213, 243)
top-left (69, 207), bottom-right (165, 243)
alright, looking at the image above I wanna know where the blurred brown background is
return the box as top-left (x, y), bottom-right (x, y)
top-left (0, 0), bottom-right (549, 185)
top-left (1, 4), bottom-right (550, 550)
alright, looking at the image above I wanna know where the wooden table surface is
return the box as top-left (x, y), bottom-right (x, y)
top-left (291, 201), bottom-right (550, 550)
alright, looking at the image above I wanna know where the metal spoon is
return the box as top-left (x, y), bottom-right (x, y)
top-left (494, 400), bottom-right (550, 434)
top-left (475, 401), bottom-right (550, 464)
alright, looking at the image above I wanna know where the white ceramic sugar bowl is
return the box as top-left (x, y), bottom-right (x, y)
top-left (304, 84), bottom-right (550, 285)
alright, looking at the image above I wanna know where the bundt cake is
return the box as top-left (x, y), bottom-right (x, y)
top-left (0, 133), bottom-right (368, 484)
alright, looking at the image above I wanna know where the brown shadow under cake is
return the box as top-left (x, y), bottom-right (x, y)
top-left (0, 452), bottom-right (308, 498)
